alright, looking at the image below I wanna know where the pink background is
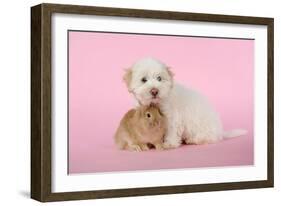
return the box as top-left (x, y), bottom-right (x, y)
top-left (68, 31), bottom-right (254, 174)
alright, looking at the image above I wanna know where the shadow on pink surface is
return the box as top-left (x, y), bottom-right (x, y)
top-left (69, 134), bottom-right (253, 174)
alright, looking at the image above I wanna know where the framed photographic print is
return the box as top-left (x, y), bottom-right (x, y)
top-left (31, 3), bottom-right (274, 202)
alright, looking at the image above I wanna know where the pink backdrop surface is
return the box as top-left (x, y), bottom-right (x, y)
top-left (68, 31), bottom-right (254, 174)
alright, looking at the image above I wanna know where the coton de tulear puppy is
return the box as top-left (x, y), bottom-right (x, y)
top-left (123, 57), bottom-right (247, 149)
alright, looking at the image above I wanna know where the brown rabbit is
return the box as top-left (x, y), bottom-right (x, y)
top-left (114, 104), bottom-right (167, 151)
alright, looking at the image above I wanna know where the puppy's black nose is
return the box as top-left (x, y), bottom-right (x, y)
top-left (150, 88), bottom-right (159, 97)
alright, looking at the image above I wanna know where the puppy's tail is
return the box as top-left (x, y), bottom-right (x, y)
top-left (223, 129), bottom-right (247, 139)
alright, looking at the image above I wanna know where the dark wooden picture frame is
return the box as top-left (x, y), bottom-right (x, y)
top-left (31, 3), bottom-right (274, 202)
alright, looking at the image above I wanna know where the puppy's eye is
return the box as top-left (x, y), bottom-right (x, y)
top-left (157, 76), bottom-right (162, 82)
top-left (141, 77), bottom-right (147, 83)
top-left (146, 113), bottom-right (151, 118)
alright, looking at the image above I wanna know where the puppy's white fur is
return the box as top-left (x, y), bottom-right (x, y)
top-left (125, 57), bottom-right (247, 148)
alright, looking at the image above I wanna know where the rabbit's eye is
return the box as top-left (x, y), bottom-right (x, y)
top-left (146, 113), bottom-right (151, 118)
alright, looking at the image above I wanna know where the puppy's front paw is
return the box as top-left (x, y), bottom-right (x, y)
top-left (163, 141), bottom-right (180, 149)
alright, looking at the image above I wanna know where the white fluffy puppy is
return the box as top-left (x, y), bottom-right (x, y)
top-left (123, 57), bottom-right (247, 149)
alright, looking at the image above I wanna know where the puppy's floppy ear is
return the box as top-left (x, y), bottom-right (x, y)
top-left (123, 68), bottom-right (133, 92)
top-left (166, 67), bottom-right (174, 79)
top-left (166, 66), bottom-right (174, 88)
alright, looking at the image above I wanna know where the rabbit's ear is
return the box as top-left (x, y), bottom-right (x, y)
top-left (158, 107), bottom-right (165, 117)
